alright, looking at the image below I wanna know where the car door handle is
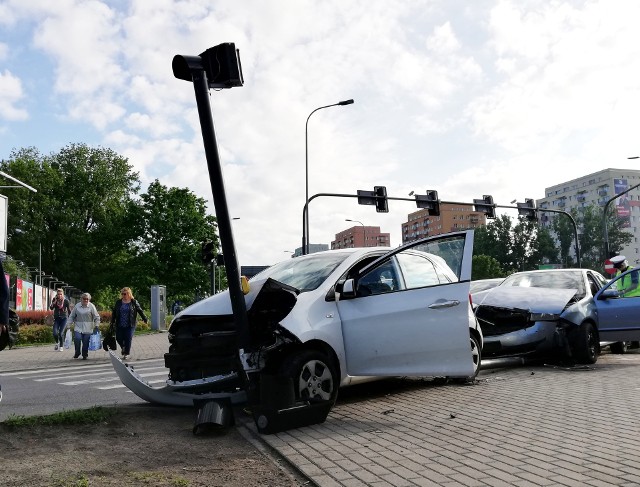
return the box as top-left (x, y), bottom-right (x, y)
top-left (428, 300), bottom-right (460, 309)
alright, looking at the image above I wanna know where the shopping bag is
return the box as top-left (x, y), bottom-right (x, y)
top-left (88, 330), bottom-right (102, 351)
top-left (64, 329), bottom-right (72, 349)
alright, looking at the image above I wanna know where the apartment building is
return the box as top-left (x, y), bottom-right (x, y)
top-left (331, 225), bottom-right (390, 250)
top-left (536, 168), bottom-right (640, 261)
top-left (401, 203), bottom-right (486, 244)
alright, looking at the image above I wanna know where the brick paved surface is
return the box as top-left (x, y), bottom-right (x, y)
top-left (3, 335), bottom-right (640, 486)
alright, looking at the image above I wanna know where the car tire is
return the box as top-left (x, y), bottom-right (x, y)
top-left (452, 334), bottom-right (482, 383)
top-left (280, 350), bottom-right (338, 403)
top-left (572, 322), bottom-right (598, 364)
top-left (610, 342), bottom-right (628, 354)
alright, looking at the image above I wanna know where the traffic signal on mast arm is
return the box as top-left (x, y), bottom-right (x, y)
top-left (201, 241), bottom-right (215, 265)
top-left (517, 198), bottom-right (537, 221)
top-left (473, 195), bottom-right (496, 219)
top-left (415, 190), bottom-right (440, 216)
top-left (374, 186), bottom-right (388, 213)
top-left (357, 185), bottom-right (389, 213)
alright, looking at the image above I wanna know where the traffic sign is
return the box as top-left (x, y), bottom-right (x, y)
top-left (604, 259), bottom-right (616, 275)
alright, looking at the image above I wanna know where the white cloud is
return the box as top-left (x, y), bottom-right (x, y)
top-left (2, 0), bottom-right (640, 265)
top-left (0, 70), bottom-right (28, 121)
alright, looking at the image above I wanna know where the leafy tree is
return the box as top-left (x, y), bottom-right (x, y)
top-left (550, 204), bottom-right (632, 272)
top-left (471, 254), bottom-right (504, 280)
top-left (1, 144), bottom-right (141, 295)
top-left (121, 180), bottom-right (220, 308)
top-left (473, 214), bottom-right (515, 270)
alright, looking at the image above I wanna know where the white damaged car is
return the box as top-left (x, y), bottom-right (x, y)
top-left (112, 231), bottom-right (482, 407)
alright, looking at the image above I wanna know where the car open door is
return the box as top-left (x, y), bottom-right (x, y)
top-left (594, 268), bottom-right (640, 342)
top-left (336, 231), bottom-right (475, 378)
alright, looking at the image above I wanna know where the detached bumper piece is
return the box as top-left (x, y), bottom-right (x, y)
top-left (193, 398), bottom-right (235, 435)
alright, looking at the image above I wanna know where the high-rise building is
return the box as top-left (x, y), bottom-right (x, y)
top-left (331, 225), bottom-right (390, 250)
top-left (536, 168), bottom-right (640, 261)
top-left (401, 203), bottom-right (486, 244)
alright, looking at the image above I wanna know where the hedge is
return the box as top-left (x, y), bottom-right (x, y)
top-left (13, 310), bottom-right (152, 347)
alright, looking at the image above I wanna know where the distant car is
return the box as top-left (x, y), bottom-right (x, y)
top-left (113, 231), bottom-right (483, 407)
top-left (474, 268), bottom-right (609, 364)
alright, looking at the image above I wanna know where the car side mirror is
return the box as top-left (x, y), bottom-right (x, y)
top-left (340, 279), bottom-right (356, 299)
top-left (599, 289), bottom-right (621, 300)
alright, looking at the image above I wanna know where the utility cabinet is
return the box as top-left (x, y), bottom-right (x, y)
top-left (150, 285), bottom-right (166, 331)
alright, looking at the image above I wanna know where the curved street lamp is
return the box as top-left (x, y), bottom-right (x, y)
top-left (42, 275), bottom-right (57, 286)
top-left (345, 219), bottom-right (366, 247)
top-left (303, 99), bottom-right (354, 255)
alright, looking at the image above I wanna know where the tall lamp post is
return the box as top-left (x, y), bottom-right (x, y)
top-left (303, 99), bottom-right (354, 255)
top-left (345, 218), bottom-right (365, 247)
top-left (603, 156), bottom-right (640, 258)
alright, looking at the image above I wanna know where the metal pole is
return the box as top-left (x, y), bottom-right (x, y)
top-left (303, 99), bottom-right (354, 255)
top-left (189, 65), bottom-right (250, 350)
top-left (602, 182), bottom-right (640, 258)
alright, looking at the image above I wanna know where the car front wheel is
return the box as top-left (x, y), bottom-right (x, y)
top-left (452, 334), bottom-right (482, 383)
top-left (280, 350), bottom-right (338, 403)
top-left (572, 322), bottom-right (598, 364)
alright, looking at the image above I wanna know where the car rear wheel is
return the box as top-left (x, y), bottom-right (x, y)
top-left (572, 322), bottom-right (598, 364)
top-left (280, 350), bottom-right (338, 403)
top-left (610, 342), bottom-right (628, 354)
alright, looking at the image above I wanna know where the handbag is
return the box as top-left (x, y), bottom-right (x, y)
top-left (103, 334), bottom-right (117, 351)
top-left (64, 329), bottom-right (72, 349)
top-left (88, 330), bottom-right (102, 351)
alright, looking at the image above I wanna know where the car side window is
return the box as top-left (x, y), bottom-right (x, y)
top-left (395, 253), bottom-right (442, 289)
top-left (357, 259), bottom-right (399, 296)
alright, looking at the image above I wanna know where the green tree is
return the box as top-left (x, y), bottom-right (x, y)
top-left (549, 204), bottom-right (632, 272)
top-left (471, 254), bottom-right (504, 280)
top-left (1, 144), bottom-right (141, 294)
top-left (473, 214), bottom-right (515, 270)
top-left (122, 180), bottom-right (220, 308)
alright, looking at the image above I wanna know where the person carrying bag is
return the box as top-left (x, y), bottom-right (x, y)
top-left (110, 287), bottom-right (148, 360)
top-left (68, 292), bottom-right (100, 360)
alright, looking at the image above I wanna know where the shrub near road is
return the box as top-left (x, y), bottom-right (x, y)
top-left (13, 310), bottom-right (152, 347)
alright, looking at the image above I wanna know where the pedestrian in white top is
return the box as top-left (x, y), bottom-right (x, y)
top-left (68, 292), bottom-right (100, 360)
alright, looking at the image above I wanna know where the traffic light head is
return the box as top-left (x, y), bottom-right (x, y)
top-left (201, 241), bottom-right (215, 264)
top-left (374, 186), bottom-right (388, 213)
top-left (473, 195), bottom-right (496, 219)
top-left (517, 198), bottom-right (537, 221)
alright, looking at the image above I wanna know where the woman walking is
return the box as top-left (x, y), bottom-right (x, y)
top-left (68, 293), bottom-right (100, 360)
top-left (110, 287), bottom-right (148, 360)
top-left (49, 288), bottom-right (71, 351)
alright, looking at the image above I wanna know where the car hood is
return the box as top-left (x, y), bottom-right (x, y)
top-left (475, 287), bottom-right (577, 314)
top-left (176, 275), bottom-right (282, 317)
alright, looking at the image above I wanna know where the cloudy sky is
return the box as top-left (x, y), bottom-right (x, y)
top-left (1, 0), bottom-right (639, 267)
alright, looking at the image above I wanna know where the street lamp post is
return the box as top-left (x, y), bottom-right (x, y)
top-left (303, 99), bottom-right (354, 255)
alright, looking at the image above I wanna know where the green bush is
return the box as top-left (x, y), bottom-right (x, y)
top-left (14, 311), bottom-right (151, 346)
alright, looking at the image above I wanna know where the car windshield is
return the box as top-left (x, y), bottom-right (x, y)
top-left (501, 271), bottom-right (585, 295)
top-left (253, 252), bottom-right (351, 292)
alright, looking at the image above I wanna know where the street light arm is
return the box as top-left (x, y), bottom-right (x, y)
top-left (304, 99), bottom-right (355, 255)
top-left (602, 181), bottom-right (640, 258)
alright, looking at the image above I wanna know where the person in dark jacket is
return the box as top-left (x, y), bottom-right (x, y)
top-left (49, 288), bottom-right (71, 351)
top-left (1, 257), bottom-right (9, 403)
top-left (110, 287), bottom-right (148, 360)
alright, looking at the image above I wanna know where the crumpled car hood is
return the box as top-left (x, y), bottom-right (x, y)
top-left (475, 287), bottom-right (577, 314)
top-left (175, 275), bottom-right (284, 318)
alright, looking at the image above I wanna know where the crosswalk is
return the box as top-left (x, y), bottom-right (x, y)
top-left (0, 358), bottom-right (169, 392)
